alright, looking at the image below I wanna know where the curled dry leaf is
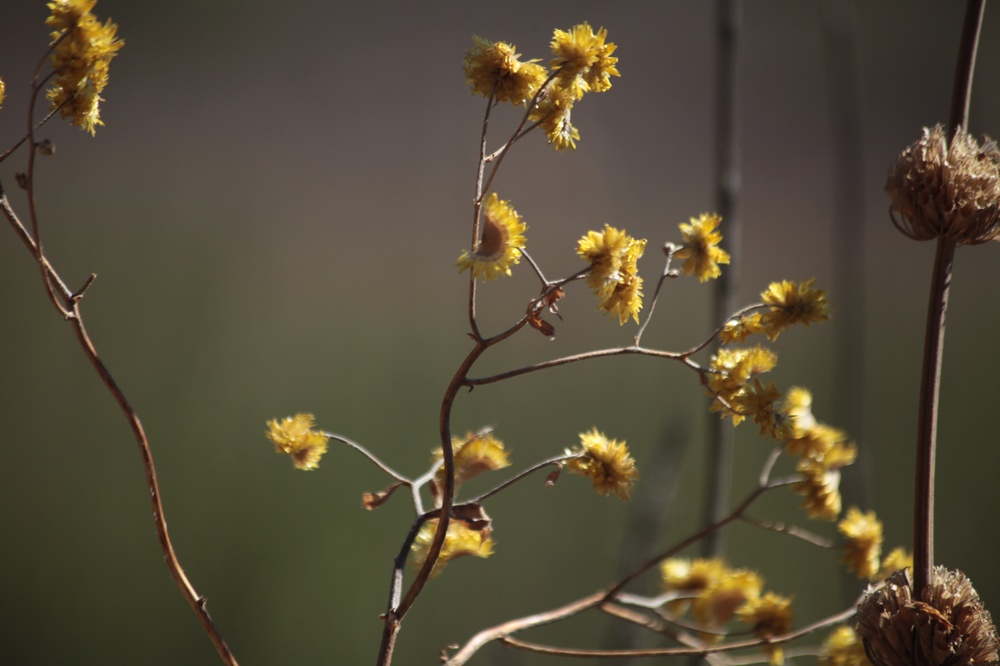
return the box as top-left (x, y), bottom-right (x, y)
top-left (362, 482), bottom-right (405, 510)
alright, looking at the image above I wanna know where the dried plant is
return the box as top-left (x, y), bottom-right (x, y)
top-left (2, 3), bottom-right (996, 666)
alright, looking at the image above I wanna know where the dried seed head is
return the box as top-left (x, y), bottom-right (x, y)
top-left (856, 567), bottom-right (999, 666)
top-left (886, 125), bottom-right (1000, 245)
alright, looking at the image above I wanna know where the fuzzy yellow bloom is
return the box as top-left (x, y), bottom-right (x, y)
top-left (549, 22), bottom-right (620, 99)
top-left (463, 36), bottom-right (547, 106)
top-left (529, 82), bottom-right (580, 150)
top-left (577, 225), bottom-right (646, 324)
top-left (732, 379), bottom-right (786, 439)
top-left (876, 547), bottom-right (913, 582)
top-left (760, 279), bottom-right (830, 340)
top-left (706, 346), bottom-right (778, 425)
top-left (719, 312), bottom-right (766, 343)
top-left (785, 423), bottom-right (851, 461)
top-left (0, 77), bottom-right (6, 108)
top-left (838, 507), bottom-right (883, 579)
top-left (565, 428), bottom-right (638, 499)
top-left (692, 569), bottom-right (764, 629)
top-left (675, 213), bottom-right (731, 282)
top-left (264, 413), bottom-right (329, 471)
top-left (778, 386), bottom-right (817, 435)
top-left (819, 625), bottom-right (870, 666)
top-left (661, 557), bottom-right (727, 615)
top-left (46, 0), bottom-right (124, 134)
top-left (458, 192), bottom-right (527, 281)
top-left (411, 519), bottom-right (494, 578)
top-left (738, 592), bottom-right (794, 665)
top-left (431, 429), bottom-right (511, 498)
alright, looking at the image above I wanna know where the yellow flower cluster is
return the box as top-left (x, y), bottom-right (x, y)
top-left (464, 23), bottom-right (619, 150)
top-left (778, 387), bottom-right (857, 520)
top-left (46, 0), bottom-right (124, 134)
top-left (577, 225), bottom-right (647, 324)
top-left (564, 428), bottom-right (638, 500)
top-left (819, 625), bottom-right (870, 666)
top-left (264, 413), bottom-right (329, 471)
top-left (721, 280), bottom-right (829, 343)
top-left (457, 192), bottom-right (527, 281)
top-left (838, 507), bottom-right (883, 580)
top-left (661, 557), bottom-right (793, 663)
top-left (0, 77), bottom-right (6, 108)
top-left (430, 429), bottom-right (511, 501)
top-left (706, 345), bottom-right (779, 429)
top-left (675, 213), bottom-right (731, 282)
top-left (411, 519), bottom-right (494, 578)
top-left (463, 36), bottom-right (546, 106)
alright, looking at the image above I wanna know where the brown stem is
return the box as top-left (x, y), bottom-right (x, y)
top-left (911, 0), bottom-right (983, 597)
top-left (1, 194), bottom-right (238, 665)
top-left (913, 236), bottom-right (954, 595)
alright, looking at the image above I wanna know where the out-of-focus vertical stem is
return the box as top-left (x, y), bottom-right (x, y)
top-left (912, 0), bottom-right (983, 597)
top-left (702, 0), bottom-right (742, 559)
top-left (820, 1), bottom-right (869, 592)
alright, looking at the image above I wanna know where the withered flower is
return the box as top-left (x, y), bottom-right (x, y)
top-left (886, 124), bottom-right (1000, 244)
top-left (856, 567), bottom-right (999, 666)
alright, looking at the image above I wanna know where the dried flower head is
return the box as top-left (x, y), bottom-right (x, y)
top-left (719, 312), bottom-right (766, 344)
top-left (411, 519), bottom-right (494, 578)
top-left (577, 224), bottom-right (646, 324)
top-left (565, 428), bottom-right (638, 499)
top-left (838, 507), bottom-right (883, 579)
top-left (46, 0), bottom-right (124, 135)
top-left (431, 429), bottom-right (511, 499)
top-left (819, 625), bottom-right (870, 666)
top-left (738, 592), bottom-right (794, 665)
top-left (792, 441), bottom-right (856, 520)
top-left (463, 36), bottom-right (547, 106)
top-left (759, 279), bottom-right (830, 340)
top-left (856, 567), bottom-right (999, 666)
top-left (675, 213), bottom-right (731, 282)
top-left (887, 124), bottom-right (1000, 244)
top-left (457, 192), bottom-right (527, 280)
top-left (264, 413), bottom-right (329, 470)
top-left (529, 81), bottom-right (580, 150)
top-left (706, 346), bottom-right (778, 425)
top-left (549, 22), bottom-right (620, 99)
top-left (692, 568), bottom-right (764, 629)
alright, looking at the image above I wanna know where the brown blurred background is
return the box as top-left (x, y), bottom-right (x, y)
top-left (1, 2), bottom-right (998, 664)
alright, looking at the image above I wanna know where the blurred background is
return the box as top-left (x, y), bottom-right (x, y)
top-left (1, 1), bottom-right (998, 664)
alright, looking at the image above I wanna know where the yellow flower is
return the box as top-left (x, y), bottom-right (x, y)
top-left (819, 625), bottom-right (870, 666)
top-left (431, 429), bottom-right (511, 499)
top-left (264, 413), bottom-right (329, 471)
top-left (549, 22), bottom-right (620, 99)
top-left (0, 77), bottom-right (6, 108)
top-left (577, 224), bottom-right (647, 324)
top-left (565, 428), bottom-right (638, 500)
top-left (719, 312), bottom-right (766, 343)
top-left (463, 36), bottom-right (547, 106)
top-left (675, 213), bottom-right (731, 282)
top-left (737, 592), bottom-right (794, 665)
top-left (785, 422), bottom-right (850, 461)
top-left (875, 547), bottom-right (913, 582)
top-left (457, 192), bottom-right (527, 280)
top-left (46, 0), bottom-right (124, 135)
top-left (661, 557), bottom-right (727, 615)
top-left (692, 569), bottom-right (763, 629)
top-left (792, 441), bottom-right (856, 520)
top-left (838, 507), bottom-right (883, 579)
top-left (732, 379), bottom-right (785, 439)
top-left (411, 519), bottom-right (494, 578)
top-left (778, 386), bottom-right (817, 436)
top-left (706, 346), bottom-right (778, 425)
top-left (759, 279), bottom-right (830, 340)
top-left (529, 82), bottom-right (580, 150)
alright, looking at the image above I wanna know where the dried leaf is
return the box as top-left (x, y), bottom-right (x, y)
top-left (362, 482), bottom-right (404, 510)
